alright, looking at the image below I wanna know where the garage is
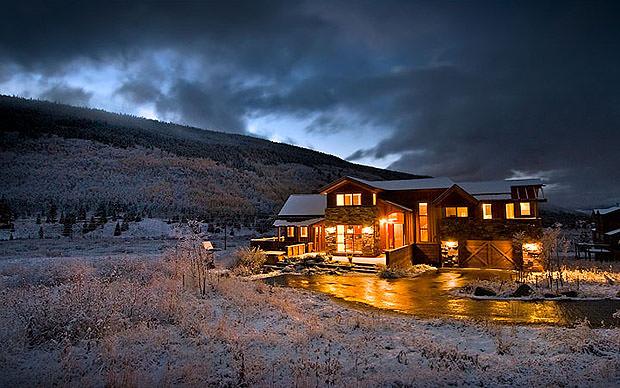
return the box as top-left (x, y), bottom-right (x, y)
top-left (461, 240), bottom-right (516, 269)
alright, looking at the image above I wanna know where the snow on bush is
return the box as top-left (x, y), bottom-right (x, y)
top-left (377, 264), bottom-right (436, 279)
top-left (0, 247), bottom-right (618, 386)
top-left (228, 246), bottom-right (267, 276)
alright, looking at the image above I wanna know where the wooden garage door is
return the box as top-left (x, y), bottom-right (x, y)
top-left (462, 240), bottom-right (515, 269)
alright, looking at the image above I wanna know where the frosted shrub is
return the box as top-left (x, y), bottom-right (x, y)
top-left (229, 247), bottom-right (266, 276)
top-left (377, 264), bottom-right (435, 279)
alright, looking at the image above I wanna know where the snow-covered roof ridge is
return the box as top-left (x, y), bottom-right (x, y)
top-left (277, 194), bottom-right (326, 217)
top-left (349, 176), bottom-right (455, 191)
top-left (594, 205), bottom-right (620, 215)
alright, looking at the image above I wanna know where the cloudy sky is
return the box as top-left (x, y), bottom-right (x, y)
top-left (1, 1), bottom-right (619, 208)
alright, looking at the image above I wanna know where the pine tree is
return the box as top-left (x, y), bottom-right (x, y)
top-left (114, 222), bottom-right (121, 236)
top-left (39, 226), bottom-right (44, 239)
top-left (121, 218), bottom-right (129, 232)
top-left (47, 202), bottom-right (58, 223)
top-left (9, 233), bottom-right (13, 240)
top-left (88, 216), bottom-right (98, 232)
top-left (78, 207), bottom-right (87, 221)
top-left (82, 221), bottom-right (89, 235)
top-left (62, 214), bottom-right (74, 237)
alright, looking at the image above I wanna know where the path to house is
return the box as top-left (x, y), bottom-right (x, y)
top-left (265, 269), bottom-right (620, 327)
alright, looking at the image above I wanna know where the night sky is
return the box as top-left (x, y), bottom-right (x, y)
top-left (1, 1), bottom-right (619, 208)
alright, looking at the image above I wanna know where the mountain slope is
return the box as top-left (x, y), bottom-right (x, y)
top-left (0, 95), bottom-right (421, 221)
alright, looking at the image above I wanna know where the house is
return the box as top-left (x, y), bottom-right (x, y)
top-left (591, 205), bottom-right (620, 258)
top-left (253, 176), bottom-right (546, 269)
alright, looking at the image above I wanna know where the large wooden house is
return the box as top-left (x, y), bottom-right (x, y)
top-left (255, 176), bottom-right (546, 269)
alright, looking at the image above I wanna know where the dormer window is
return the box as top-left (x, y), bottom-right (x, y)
top-left (336, 193), bottom-right (362, 206)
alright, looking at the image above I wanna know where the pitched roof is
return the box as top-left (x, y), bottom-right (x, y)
top-left (350, 176), bottom-right (455, 191)
top-left (273, 218), bottom-right (324, 227)
top-left (594, 205), bottom-right (620, 215)
top-left (604, 228), bottom-right (620, 236)
top-left (432, 184), bottom-right (479, 205)
top-left (277, 194), bottom-right (326, 217)
top-left (457, 179), bottom-right (544, 195)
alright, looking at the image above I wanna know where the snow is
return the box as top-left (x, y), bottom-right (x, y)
top-left (351, 176), bottom-right (455, 190)
top-left (458, 178), bottom-right (544, 195)
top-left (277, 194), bottom-right (326, 216)
top-left (0, 251), bottom-right (618, 386)
top-left (594, 205), bottom-right (620, 215)
top-left (273, 217), bottom-right (324, 227)
top-left (604, 228), bottom-right (620, 236)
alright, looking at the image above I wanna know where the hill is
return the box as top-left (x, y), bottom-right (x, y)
top-left (0, 95), bottom-right (420, 223)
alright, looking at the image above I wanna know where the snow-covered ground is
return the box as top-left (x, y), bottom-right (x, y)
top-left (0, 245), bottom-right (618, 386)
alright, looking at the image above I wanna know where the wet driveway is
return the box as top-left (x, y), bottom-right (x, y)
top-left (265, 270), bottom-right (620, 327)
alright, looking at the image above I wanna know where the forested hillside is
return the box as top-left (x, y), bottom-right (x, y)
top-left (0, 96), bottom-right (420, 224)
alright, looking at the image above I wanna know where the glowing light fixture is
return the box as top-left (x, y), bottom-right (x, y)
top-left (325, 226), bottom-right (336, 234)
top-left (523, 242), bottom-right (541, 252)
top-left (444, 240), bottom-right (458, 248)
top-left (362, 226), bottom-right (374, 234)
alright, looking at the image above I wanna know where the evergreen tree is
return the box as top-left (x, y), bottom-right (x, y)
top-left (47, 202), bottom-right (58, 223)
top-left (82, 221), bottom-right (89, 235)
top-left (114, 222), bottom-right (121, 236)
top-left (0, 199), bottom-right (13, 229)
top-left (39, 226), bottom-right (44, 239)
top-left (121, 218), bottom-right (129, 232)
top-left (9, 233), bottom-right (13, 240)
top-left (78, 207), bottom-right (87, 221)
top-left (59, 211), bottom-right (65, 225)
top-left (36, 214), bottom-right (41, 224)
top-left (62, 213), bottom-right (74, 237)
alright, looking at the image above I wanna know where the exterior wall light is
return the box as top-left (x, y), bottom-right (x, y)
top-left (362, 226), bottom-right (374, 234)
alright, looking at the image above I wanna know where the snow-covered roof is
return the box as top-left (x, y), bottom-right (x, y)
top-left (273, 218), bottom-right (324, 227)
top-left (277, 194), bottom-right (326, 217)
top-left (594, 206), bottom-right (620, 215)
top-left (350, 176), bottom-right (455, 191)
top-left (604, 228), bottom-right (620, 236)
top-left (473, 193), bottom-right (512, 201)
top-left (457, 179), bottom-right (544, 195)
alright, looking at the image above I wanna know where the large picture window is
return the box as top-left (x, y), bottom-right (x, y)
top-left (336, 224), bottom-right (362, 252)
top-left (418, 203), bottom-right (429, 242)
top-left (336, 193), bottom-right (362, 206)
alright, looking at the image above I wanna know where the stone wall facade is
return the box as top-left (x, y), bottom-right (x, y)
top-left (439, 218), bottom-right (542, 241)
top-left (324, 206), bottom-right (381, 256)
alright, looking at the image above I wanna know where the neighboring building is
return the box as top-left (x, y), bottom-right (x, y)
top-left (256, 176), bottom-right (546, 269)
top-left (592, 205), bottom-right (620, 255)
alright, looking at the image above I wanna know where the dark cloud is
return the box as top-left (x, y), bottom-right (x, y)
top-left (1, 1), bottom-right (619, 207)
top-left (39, 84), bottom-right (92, 106)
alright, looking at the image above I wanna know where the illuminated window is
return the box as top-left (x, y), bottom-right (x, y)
top-left (520, 202), bottom-right (531, 216)
top-left (483, 203), bottom-right (492, 220)
top-left (419, 203), bottom-right (428, 242)
top-left (336, 193), bottom-right (362, 206)
top-left (372, 193), bottom-right (377, 205)
top-left (336, 224), bottom-right (362, 252)
top-left (506, 203), bottom-right (515, 219)
top-left (299, 226), bottom-right (308, 238)
top-left (444, 207), bottom-right (468, 218)
top-left (287, 226), bottom-right (295, 237)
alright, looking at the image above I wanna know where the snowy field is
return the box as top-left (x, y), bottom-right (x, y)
top-left (0, 237), bottom-right (619, 386)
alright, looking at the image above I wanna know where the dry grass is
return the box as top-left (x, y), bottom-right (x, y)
top-left (0, 248), bottom-right (618, 386)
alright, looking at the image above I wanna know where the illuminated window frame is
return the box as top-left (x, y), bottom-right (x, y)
top-left (444, 207), bottom-right (468, 218)
top-left (372, 193), bottom-right (377, 205)
top-left (520, 202), bottom-right (531, 216)
top-left (419, 202), bottom-right (429, 242)
top-left (482, 203), bottom-right (493, 220)
top-left (287, 226), bottom-right (295, 237)
top-left (336, 193), bottom-right (362, 206)
top-left (299, 226), bottom-right (308, 238)
top-left (506, 203), bottom-right (515, 219)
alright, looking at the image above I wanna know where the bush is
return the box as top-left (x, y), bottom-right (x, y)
top-left (229, 247), bottom-right (267, 276)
